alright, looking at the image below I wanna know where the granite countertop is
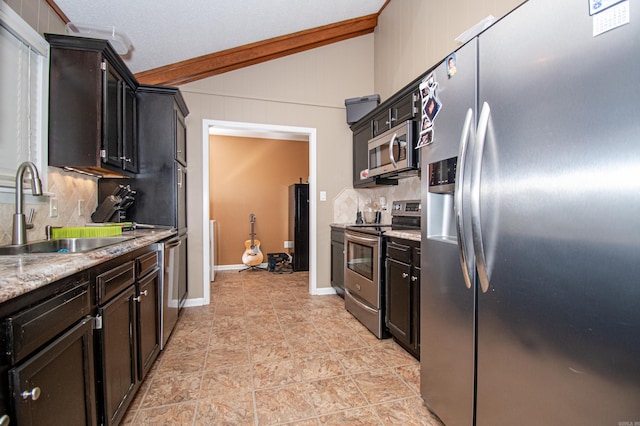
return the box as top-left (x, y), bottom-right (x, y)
top-left (386, 229), bottom-right (421, 242)
top-left (0, 229), bottom-right (176, 304)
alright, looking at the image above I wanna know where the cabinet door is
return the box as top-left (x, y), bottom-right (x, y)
top-left (385, 258), bottom-right (412, 348)
top-left (103, 62), bottom-right (123, 169)
top-left (411, 264), bottom-right (420, 357)
top-left (330, 237), bottom-right (345, 297)
top-left (122, 84), bottom-right (138, 173)
top-left (372, 108), bottom-right (391, 137)
top-left (98, 286), bottom-right (137, 426)
top-left (9, 317), bottom-right (96, 426)
top-left (352, 122), bottom-right (375, 188)
top-left (391, 91), bottom-right (418, 125)
top-left (175, 106), bottom-right (187, 166)
top-left (177, 234), bottom-right (188, 308)
top-left (137, 269), bottom-right (160, 380)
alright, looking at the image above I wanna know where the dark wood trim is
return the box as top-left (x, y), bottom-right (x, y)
top-left (46, 0), bottom-right (71, 23)
top-left (134, 14), bottom-right (378, 86)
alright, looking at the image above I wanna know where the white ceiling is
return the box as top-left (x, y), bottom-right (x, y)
top-left (54, 0), bottom-right (387, 74)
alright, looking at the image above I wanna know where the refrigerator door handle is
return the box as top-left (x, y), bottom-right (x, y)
top-left (455, 108), bottom-right (474, 289)
top-left (471, 102), bottom-right (491, 293)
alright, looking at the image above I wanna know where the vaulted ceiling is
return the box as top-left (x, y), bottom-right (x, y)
top-left (49, 0), bottom-right (389, 85)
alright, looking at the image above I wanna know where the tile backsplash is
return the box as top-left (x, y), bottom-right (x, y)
top-left (0, 167), bottom-right (98, 245)
top-left (333, 176), bottom-right (421, 224)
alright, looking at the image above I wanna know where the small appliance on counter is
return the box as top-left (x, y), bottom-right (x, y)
top-left (91, 184), bottom-right (136, 223)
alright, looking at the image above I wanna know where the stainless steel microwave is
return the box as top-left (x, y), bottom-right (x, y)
top-left (367, 120), bottom-right (419, 178)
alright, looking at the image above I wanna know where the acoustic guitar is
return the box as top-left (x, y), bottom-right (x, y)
top-left (242, 213), bottom-right (264, 267)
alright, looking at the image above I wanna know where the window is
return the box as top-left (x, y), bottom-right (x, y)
top-left (0, 2), bottom-right (48, 189)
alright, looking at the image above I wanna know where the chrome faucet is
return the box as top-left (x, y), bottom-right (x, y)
top-left (12, 162), bottom-right (43, 245)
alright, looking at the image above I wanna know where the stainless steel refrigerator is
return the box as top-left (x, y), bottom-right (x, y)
top-left (420, 0), bottom-right (640, 425)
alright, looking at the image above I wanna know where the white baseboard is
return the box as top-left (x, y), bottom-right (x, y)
top-left (182, 297), bottom-right (208, 307)
top-left (314, 287), bottom-right (337, 296)
top-left (215, 263), bottom-right (268, 271)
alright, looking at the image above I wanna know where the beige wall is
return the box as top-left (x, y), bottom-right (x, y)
top-left (374, 0), bottom-right (525, 99)
top-left (0, 0), bottom-right (97, 246)
top-left (181, 34), bottom-right (375, 299)
top-left (209, 135), bottom-right (309, 266)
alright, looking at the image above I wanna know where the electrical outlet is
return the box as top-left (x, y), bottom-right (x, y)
top-left (320, 191), bottom-right (327, 201)
top-left (77, 199), bottom-right (84, 217)
top-left (284, 241), bottom-right (293, 248)
top-left (49, 198), bottom-right (58, 218)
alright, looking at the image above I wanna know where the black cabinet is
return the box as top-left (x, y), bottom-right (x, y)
top-left (129, 85), bottom-right (189, 231)
top-left (136, 251), bottom-right (161, 379)
top-left (330, 227), bottom-right (345, 298)
top-left (385, 238), bottom-right (420, 359)
top-left (352, 121), bottom-right (374, 188)
top-left (46, 34), bottom-right (138, 177)
top-left (9, 318), bottom-right (96, 426)
top-left (0, 273), bottom-right (96, 425)
top-left (372, 91), bottom-right (419, 137)
top-left (94, 247), bottom-right (161, 426)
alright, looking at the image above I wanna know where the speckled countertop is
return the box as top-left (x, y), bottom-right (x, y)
top-left (385, 229), bottom-right (421, 242)
top-left (331, 223), bottom-right (421, 242)
top-left (0, 229), bottom-right (175, 304)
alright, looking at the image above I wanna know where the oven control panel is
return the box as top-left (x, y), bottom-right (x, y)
top-left (391, 200), bottom-right (421, 217)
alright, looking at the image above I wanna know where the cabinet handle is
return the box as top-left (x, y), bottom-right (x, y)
top-left (411, 275), bottom-right (418, 282)
top-left (402, 272), bottom-right (409, 278)
top-left (133, 290), bottom-right (148, 303)
top-left (119, 156), bottom-right (132, 163)
top-left (21, 387), bottom-right (41, 401)
top-left (0, 414), bottom-right (9, 426)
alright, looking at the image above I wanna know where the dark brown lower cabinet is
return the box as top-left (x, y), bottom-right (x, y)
top-left (385, 238), bottom-right (420, 359)
top-left (137, 269), bottom-right (160, 379)
top-left (9, 317), bottom-right (96, 426)
top-left (95, 248), bottom-right (161, 426)
top-left (97, 285), bottom-right (138, 426)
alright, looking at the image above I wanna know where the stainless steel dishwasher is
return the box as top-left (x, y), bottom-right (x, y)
top-left (157, 236), bottom-right (181, 349)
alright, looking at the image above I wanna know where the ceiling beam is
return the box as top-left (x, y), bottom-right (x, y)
top-left (134, 14), bottom-right (378, 86)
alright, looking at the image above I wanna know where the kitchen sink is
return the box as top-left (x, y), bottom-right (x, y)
top-left (0, 236), bottom-right (135, 255)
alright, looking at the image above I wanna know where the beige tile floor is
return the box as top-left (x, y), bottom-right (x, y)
top-left (123, 270), bottom-right (442, 425)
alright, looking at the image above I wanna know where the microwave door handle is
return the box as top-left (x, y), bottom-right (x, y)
top-left (389, 133), bottom-right (398, 168)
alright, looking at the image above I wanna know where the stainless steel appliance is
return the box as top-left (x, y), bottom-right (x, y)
top-left (367, 120), bottom-right (419, 178)
top-left (157, 236), bottom-right (181, 349)
top-left (420, 0), bottom-right (640, 425)
top-left (344, 226), bottom-right (388, 338)
top-left (345, 200), bottom-right (421, 339)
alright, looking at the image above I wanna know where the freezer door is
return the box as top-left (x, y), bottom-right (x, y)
top-left (476, 0), bottom-right (640, 424)
top-left (420, 39), bottom-right (477, 426)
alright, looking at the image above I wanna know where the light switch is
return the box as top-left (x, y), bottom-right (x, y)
top-left (320, 191), bottom-right (327, 201)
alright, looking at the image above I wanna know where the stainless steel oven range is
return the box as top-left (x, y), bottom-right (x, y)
top-left (344, 200), bottom-right (421, 338)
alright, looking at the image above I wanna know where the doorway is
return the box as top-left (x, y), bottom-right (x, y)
top-left (201, 119), bottom-right (318, 304)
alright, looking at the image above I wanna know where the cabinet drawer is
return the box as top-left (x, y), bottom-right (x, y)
top-left (96, 261), bottom-right (135, 305)
top-left (386, 241), bottom-right (412, 264)
top-left (5, 282), bottom-right (91, 364)
top-left (136, 251), bottom-right (158, 279)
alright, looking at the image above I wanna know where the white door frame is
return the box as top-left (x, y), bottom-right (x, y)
top-left (201, 119), bottom-right (317, 304)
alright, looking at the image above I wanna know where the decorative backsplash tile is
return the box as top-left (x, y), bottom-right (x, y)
top-left (333, 177), bottom-right (421, 224)
top-left (0, 167), bottom-right (98, 245)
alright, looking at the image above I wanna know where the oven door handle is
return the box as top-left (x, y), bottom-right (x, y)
top-left (345, 289), bottom-right (378, 314)
top-left (345, 232), bottom-right (379, 246)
